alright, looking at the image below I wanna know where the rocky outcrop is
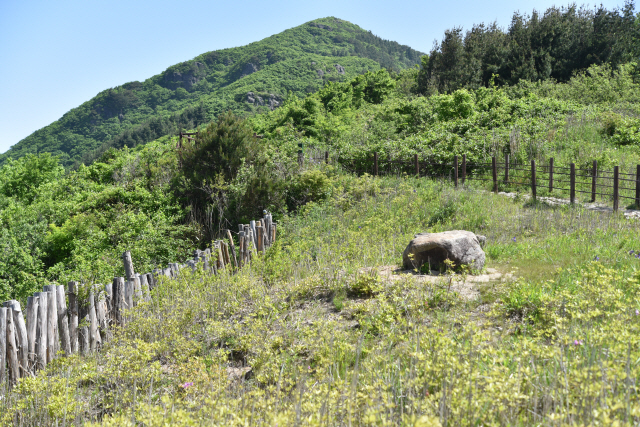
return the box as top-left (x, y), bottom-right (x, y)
top-left (162, 62), bottom-right (205, 90)
top-left (241, 63), bottom-right (258, 77)
top-left (334, 64), bottom-right (345, 75)
top-left (316, 69), bottom-right (324, 78)
top-left (245, 92), bottom-right (283, 110)
top-left (309, 23), bottom-right (333, 31)
top-left (402, 230), bottom-right (486, 271)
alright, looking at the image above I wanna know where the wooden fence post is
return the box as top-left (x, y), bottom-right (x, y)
top-left (591, 160), bottom-right (597, 202)
top-left (4, 301), bottom-right (28, 376)
top-left (461, 154), bottom-right (466, 185)
top-left (454, 155), bottom-right (459, 188)
top-left (531, 160), bottom-right (537, 200)
top-left (0, 308), bottom-right (6, 384)
top-left (635, 165), bottom-right (640, 209)
top-left (227, 230), bottom-right (238, 268)
top-left (613, 166), bottom-right (619, 211)
top-left (43, 285), bottom-right (58, 362)
top-left (414, 154), bottom-right (419, 176)
top-left (325, 151), bottom-right (329, 164)
top-left (111, 277), bottom-right (124, 327)
top-left (492, 157), bottom-right (498, 193)
top-left (89, 289), bottom-right (101, 352)
top-left (122, 251), bottom-right (135, 282)
top-left (570, 163), bottom-right (576, 205)
top-left (35, 291), bottom-right (47, 370)
top-left (66, 282), bottom-right (79, 352)
top-left (504, 154), bottom-right (509, 184)
top-left (5, 307), bottom-right (19, 385)
top-left (549, 158), bottom-right (554, 193)
top-left (55, 286), bottom-right (71, 356)
top-left (298, 143), bottom-right (303, 166)
top-left (26, 296), bottom-right (38, 370)
top-left (95, 286), bottom-right (110, 341)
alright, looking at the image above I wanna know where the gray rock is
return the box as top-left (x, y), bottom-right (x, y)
top-left (241, 63), bottom-right (258, 76)
top-left (268, 93), bottom-right (282, 110)
top-left (316, 69), bottom-right (324, 78)
top-left (334, 64), bottom-right (345, 75)
top-left (402, 230), bottom-right (485, 271)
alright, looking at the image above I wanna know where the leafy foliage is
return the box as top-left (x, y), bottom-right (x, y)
top-left (418, 1), bottom-right (639, 93)
top-left (2, 18), bottom-right (423, 168)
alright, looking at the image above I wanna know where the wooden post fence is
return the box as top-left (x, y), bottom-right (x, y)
top-left (531, 160), bottom-right (537, 200)
top-left (613, 166), bottom-right (619, 211)
top-left (492, 157), bottom-right (497, 193)
top-left (414, 154), bottom-right (419, 176)
top-left (591, 161), bottom-right (597, 202)
top-left (454, 155), bottom-right (459, 188)
top-left (570, 163), bottom-right (576, 205)
top-left (635, 165), bottom-right (640, 209)
top-left (549, 158), bottom-right (554, 193)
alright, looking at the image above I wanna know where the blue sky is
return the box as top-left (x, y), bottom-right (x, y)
top-left (0, 0), bottom-right (629, 154)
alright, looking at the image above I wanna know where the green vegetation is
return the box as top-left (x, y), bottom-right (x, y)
top-left (4, 176), bottom-right (640, 425)
top-left (3, 5), bottom-right (640, 424)
top-left (2, 17), bottom-right (423, 168)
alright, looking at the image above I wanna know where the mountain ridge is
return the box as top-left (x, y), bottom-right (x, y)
top-left (3, 17), bottom-right (424, 167)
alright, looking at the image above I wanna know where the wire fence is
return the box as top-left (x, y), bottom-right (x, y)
top-left (305, 151), bottom-right (640, 211)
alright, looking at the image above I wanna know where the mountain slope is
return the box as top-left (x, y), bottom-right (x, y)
top-left (4, 17), bottom-right (424, 167)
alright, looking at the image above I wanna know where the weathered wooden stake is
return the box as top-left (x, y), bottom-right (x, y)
top-left (4, 301), bottom-right (28, 376)
top-left (26, 296), bottom-right (38, 370)
top-left (0, 308), bottom-right (6, 384)
top-left (112, 277), bottom-right (125, 326)
top-left (139, 275), bottom-right (151, 302)
top-left (257, 226), bottom-right (265, 253)
top-left (89, 289), bottom-right (101, 352)
top-left (35, 292), bottom-right (47, 369)
top-left (227, 229), bottom-right (238, 268)
top-left (531, 160), bottom-right (537, 200)
top-left (124, 279), bottom-right (134, 310)
top-left (591, 160), bottom-right (597, 202)
top-left (549, 157), bottom-right (554, 193)
top-left (239, 233), bottom-right (246, 267)
top-left (55, 286), bottom-right (71, 356)
top-left (570, 163), bottom-right (576, 205)
top-left (122, 251), bottom-right (135, 281)
top-left (454, 155), bottom-right (459, 188)
top-left (414, 154), bottom-right (419, 176)
top-left (613, 166), bottom-right (619, 211)
top-left (492, 157), bottom-right (498, 193)
top-left (44, 285), bottom-right (58, 362)
top-left (635, 165), bottom-right (640, 209)
top-left (67, 283), bottom-right (79, 354)
top-left (133, 276), bottom-right (142, 306)
top-left (325, 151), bottom-right (329, 164)
top-left (221, 241), bottom-right (231, 266)
top-left (6, 307), bottom-right (19, 385)
top-left (95, 286), bottom-right (109, 341)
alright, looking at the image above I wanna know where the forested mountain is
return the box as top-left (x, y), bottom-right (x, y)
top-left (3, 17), bottom-right (424, 167)
top-left (419, 1), bottom-right (639, 94)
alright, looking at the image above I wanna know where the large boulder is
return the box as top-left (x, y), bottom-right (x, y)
top-left (402, 230), bottom-right (486, 271)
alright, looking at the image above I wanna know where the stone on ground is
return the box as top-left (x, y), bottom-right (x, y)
top-left (402, 230), bottom-right (485, 271)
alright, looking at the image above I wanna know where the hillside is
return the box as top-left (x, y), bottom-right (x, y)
top-left (2, 17), bottom-right (423, 167)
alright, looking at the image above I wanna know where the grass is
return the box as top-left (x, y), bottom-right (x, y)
top-left (3, 173), bottom-right (640, 426)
